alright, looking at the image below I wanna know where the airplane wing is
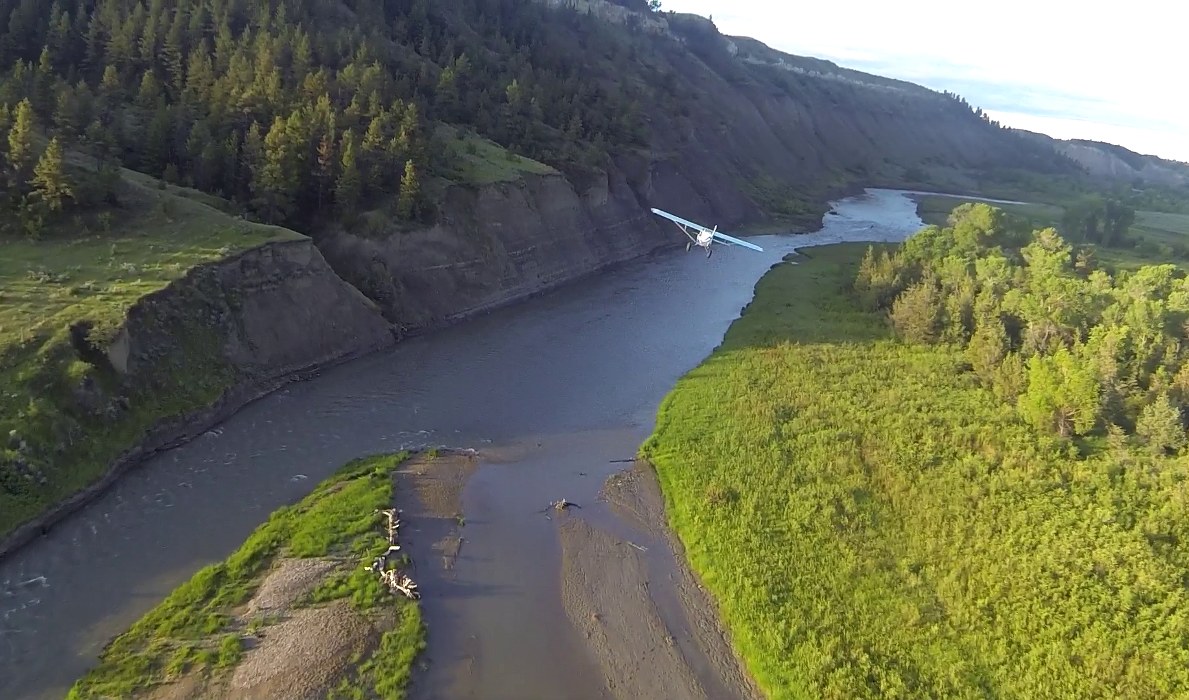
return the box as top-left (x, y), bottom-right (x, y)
top-left (650, 208), bottom-right (709, 232)
top-left (711, 231), bottom-right (764, 252)
top-left (650, 208), bottom-right (764, 252)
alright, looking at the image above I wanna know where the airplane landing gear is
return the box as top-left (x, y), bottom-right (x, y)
top-left (686, 240), bottom-right (692, 253)
top-left (706, 246), bottom-right (713, 259)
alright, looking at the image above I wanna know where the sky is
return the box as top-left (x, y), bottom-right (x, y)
top-left (659, 0), bottom-right (1188, 164)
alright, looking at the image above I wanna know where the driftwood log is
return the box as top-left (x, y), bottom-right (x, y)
top-left (537, 499), bottom-right (582, 519)
top-left (369, 508), bottom-right (420, 600)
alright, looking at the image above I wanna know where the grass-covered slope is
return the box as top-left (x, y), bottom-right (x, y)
top-left (436, 124), bottom-right (559, 186)
top-left (0, 167), bottom-right (305, 540)
top-left (641, 244), bottom-right (1189, 699)
top-left (68, 452), bottom-right (425, 700)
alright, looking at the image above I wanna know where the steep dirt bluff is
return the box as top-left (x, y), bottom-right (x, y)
top-left (1017, 130), bottom-right (1189, 188)
top-left (319, 167), bottom-right (675, 328)
top-left (0, 237), bottom-right (394, 558)
top-left (105, 239), bottom-right (393, 382)
top-left (544, 2), bottom-right (1081, 221)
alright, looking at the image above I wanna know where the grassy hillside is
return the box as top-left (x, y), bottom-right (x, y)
top-left (0, 160), bottom-right (306, 539)
top-left (436, 124), bottom-right (558, 186)
top-left (642, 237), bottom-right (1189, 698)
top-left (68, 452), bottom-right (424, 699)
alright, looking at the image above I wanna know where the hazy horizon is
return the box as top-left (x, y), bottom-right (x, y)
top-left (660, 0), bottom-right (1188, 165)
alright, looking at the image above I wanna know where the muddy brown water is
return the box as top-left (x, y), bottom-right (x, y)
top-left (0, 188), bottom-right (930, 699)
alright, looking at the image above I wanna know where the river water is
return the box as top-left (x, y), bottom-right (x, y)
top-left (0, 188), bottom-right (927, 699)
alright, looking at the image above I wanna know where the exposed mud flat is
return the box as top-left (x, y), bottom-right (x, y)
top-left (555, 462), bottom-right (763, 700)
top-left (393, 450), bottom-right (476, 576)
top-left (395, 451), bottom-right (477, 523)
top-left (603, 462), bottom-right (760, 699)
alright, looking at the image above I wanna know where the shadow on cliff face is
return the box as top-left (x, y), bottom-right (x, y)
top-left (314, 169), bottom-right (680, 333)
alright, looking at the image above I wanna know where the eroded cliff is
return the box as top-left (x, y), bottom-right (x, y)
top-left (0, 238), bottom-right (394, 557)
top-left (106, 239), bottom-right (394, 380)
top-left (318, 167), bottom-right (677, 328)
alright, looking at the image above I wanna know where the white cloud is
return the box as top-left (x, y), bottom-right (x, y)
top-left (658, 0), bottom-right (1189, 162)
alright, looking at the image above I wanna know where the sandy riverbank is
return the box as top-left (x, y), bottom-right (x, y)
top-left (555, 461), bottom-right (763, 700)
top-left (67, 450), bottom-right (481, 700)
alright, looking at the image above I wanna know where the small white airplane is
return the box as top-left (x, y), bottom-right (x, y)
top-left (650, 208), bottom-right (764, 258)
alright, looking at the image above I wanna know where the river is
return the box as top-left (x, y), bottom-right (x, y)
top-left (0, 188), bottom-right (927, 699)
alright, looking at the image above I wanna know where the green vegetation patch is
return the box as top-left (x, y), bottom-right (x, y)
top-left (643, 236), bottom-right (1189, 698)
top-left (741, 174), bottom-right (823, 228)
top-left (912, 194), bottom-right (1189, 272)
top-left (68, 452), bottom-right (426, 700)
top-left (0, 168), bottom-right (302, 540)
top-left (911, 193), bottom-right (1062, 229)
top-left (1131, 210), bottom-right (1189, 252)
top-left (437, 124), bottom-right (558, 186)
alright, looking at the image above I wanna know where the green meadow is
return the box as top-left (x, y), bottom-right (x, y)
top-left (643, 230), bottom-right (1189, 698)
top-left (0, 169), bottom-right (302, 540)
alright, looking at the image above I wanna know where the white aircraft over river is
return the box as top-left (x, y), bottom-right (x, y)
top-left (650, 208), bottom-right (764, 258)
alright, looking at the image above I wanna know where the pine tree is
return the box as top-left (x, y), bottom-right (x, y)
top-left (8, 99), bottom-right (36, 179)
top-left (144, 105), bottom-right (172, 172)
top-left (889, 274), bottom-right (944, 345)
top-left (967, 313), bottom-right (1009, 384)
top-left (397, 159), bottom-right (420, 221)
top-left (223, 130), bottom-right (243, 200)
top-left (46, 3), bottom-right (71, 65)
top-left (253, 115), bottom-right (302, 223)
top-left (97, 65), bottom-right (122, 118)
top-left (335, 128), bottom-right (362, 215)
top-left (84, 119), bottom-right (116, 170)
top-left (82, 15), bottom-right (104, 75)
top-left (186, 120), bottom-right (215, 190)
top-left (136, 71), bottom-right (163, 114)
top-left (184, 45), bottom-right (216, 105)
top-left (52, 84), bottom-right (82, 142)
top-left (565, 112), bottom-right (583, 141)
top-left (315, 131), bottom-right (336, 212)
top-left (362, 113), bottom-right (389, 186)
top-left (399, 103), bottom-right (425, 165)
top-left (292, 31), bottom-right (312, 83)
top-left (32, 136), bottom-right (72, 212)
top-left (1136, 392), bottom-right (1186, 455)
top-left (242, 122), bottom-right (264, 181)
top-left (33, 45), bottom-right (55, 112)
top-left (161, 11), bottom-right (186, 96)
top-left (138, 18), bottom-right (159, 66)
